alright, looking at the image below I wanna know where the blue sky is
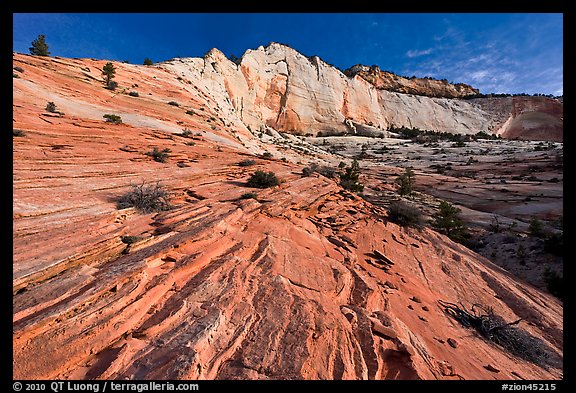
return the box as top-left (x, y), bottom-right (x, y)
top-left (13, 13), bottom-right (563, 95)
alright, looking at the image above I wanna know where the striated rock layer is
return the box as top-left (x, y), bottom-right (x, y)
top-left (159, 43), bottom-right (562, 140)
top-left (344, 64), bottom-right (479, 98)
top-left (13, 52), bottom-right (562, 380)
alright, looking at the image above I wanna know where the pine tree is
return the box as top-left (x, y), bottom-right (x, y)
top-left (397, 168), bottom-right (415, 196)
top-left (143, 58), bottom-right (153, 65)
top-left (102, 62), bottom-right (117, 89)
top-left (29, 34), bottom-right (50, 56)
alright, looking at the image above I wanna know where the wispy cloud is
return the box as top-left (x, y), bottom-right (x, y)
top-left (405, 48), bottom-right (433, 58)
top-left (400, 17), bottom-right (562, 95)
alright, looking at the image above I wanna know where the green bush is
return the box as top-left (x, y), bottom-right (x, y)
top-left (13, 129), bottom-right (26, 137)
top-left (339, 159), bottom-right (364, 192)
top-left (238, 159), bottom-right (257, 167)
top-left (168, 101), bottom-right (180, 107)
top-left (106, 80), bottom-right (119, 90)
top-left (247, 170), bottom-right (280, 188)
top-left (528, 218), bottom-right (546, 238)
top-left (240, 192), bottom-right (258, 200)
top-left (180, 129), bottom-right (194, 138)
top-left (128, 91), bottom-right (139, 97)
top-left (302, 163), bottom-right (337, 179)
top-left (432, 201), bottom-right (469, 243)
top-left (117, 182), bottom-right (171, 213)
top-left (143, 58), bottom-right (153, 66)
top-left (46, 102), bottom-right (57, 113)
top-left (146, 147), bottom-right (171, 163)
top-left (103, 114), bottom-right (122, 124)
top-left (387, 200), bottom-right (424, 228)
top-left (186, 109), bottom-right (195, 115)
top-left (120, 235), bottom-right (144, 244)
top-left (396, 168), bottom-right (415, 196)
top-left (261, 152), bottom-right (274, 159)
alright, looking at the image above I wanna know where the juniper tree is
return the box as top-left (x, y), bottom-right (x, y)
top-left (102, 62), bottom-right (117, 89)
top-left (29, 34), bottom-right (50, 56)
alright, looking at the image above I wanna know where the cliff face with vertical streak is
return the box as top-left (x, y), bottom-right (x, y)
top-left (12, 47), bottom-right (562, 381)
top-left (160, 43), bottom-right (562, 141)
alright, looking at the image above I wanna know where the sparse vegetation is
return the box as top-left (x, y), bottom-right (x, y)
top-left (120, 235), bottom-right (144, 244)
top-left (528, 218), bottom-right (546, 238)
top-left (261, 152), bottom-right (274, 159)
top-left (247, 170), bottom-right (280, 188)
top-left (396, 168), bottom-right (415, 196)
top-left (103, 114), bottom-right (122, 124)
top-left (29, 34), bottom-right (50, 56)
top-left (238, 159), bottom-right (257, 167)
top-left (302, 163), bottom-right (337, 179)
top-left (102, 62), bottom-right (117, 90)
top-left (180, 129), bottom-right (194, 138)
top-left (168, 101), bottom-right (180, 107)
top-left (339, 159), bottom-right (364, 192)
top-left (13, 129), bottom-right (26, 137)
top-left (14, 66), bottom-right (24, 73)
top-left (13, 73), bottom-right (20, 78)
top-left (240, 192), bottom-right (258, 200)
top-left (128, 91), bottom-right (139, 97)
top-left (431, 201), bottom-right (469, 243)
top-left (117, 182), bottom-right (171, 213)
top-left (143, 58), bottom-right (153, 66)
top-left (45, 102), bottom-right (57, 113)
top-left (387, 200), bottom-right (424, 228)
top-left (439, 300), bottom-right (560, 367)
top-left (146, 147), bottom-right (171, 163)
top-left (186, 109), bottom-right (196, 116)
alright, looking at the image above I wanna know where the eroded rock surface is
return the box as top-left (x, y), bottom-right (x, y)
top-left (13, 51), bottom-right (562, 380)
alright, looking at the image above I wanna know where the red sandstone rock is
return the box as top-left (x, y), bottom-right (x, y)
top-left (12, 52), bottom-right (563, 380)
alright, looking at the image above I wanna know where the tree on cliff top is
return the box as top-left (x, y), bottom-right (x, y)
top-left (29, 35), bottom-right (50, 56)
top-left (102, 62), bottom-right (117, 89)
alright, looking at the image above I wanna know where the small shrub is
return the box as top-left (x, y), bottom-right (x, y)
top-left (143, 58), bottom-right (153, 66)
top-left (247, 170), bottom-right (280, 188)
top-left (180, 129), bottom-right (194, 138)
top-left (106, 80), bottom-right (118, 90)
top-left (432, 201), bottom-right (469, 243)
top-left (146, 147), bottom-right (171, 163)
top-left (261, 152), bottom-right (274, 159)
top-left (117, 182), bottom-right (171, 213)
top-left (46, 102), bottom-right (57, 113)
top-left (238, 159), bottom-right (257, 167)
top-left (13, 129), bottom-right (26, 137)
top-left (387, 200), bottom-right (424, 228)
top-left (103, 114), bottom-right (122, 124)
top-left (128, 91), bottom-right (139, 97)
top-left (528, 218), bottom-right (546, 238)
top-left (120, 235), bottom-right (143, 244)
top-left (13, 73), bottom-right (20, 78)
top-left (302, 163), bottom-right (337, 179)
top-left (339, 159), bottom-right (364, 192)
top-left (186, 109), bottom-right (195, 116)
top-left (168, 101), bottom-right (180, 107)
top-left (240, 192), bottom-right (258, 200)
top-left (396, 168), bottom-right (415, 196)
top-left (14, 66), bottom-right (24, 73)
